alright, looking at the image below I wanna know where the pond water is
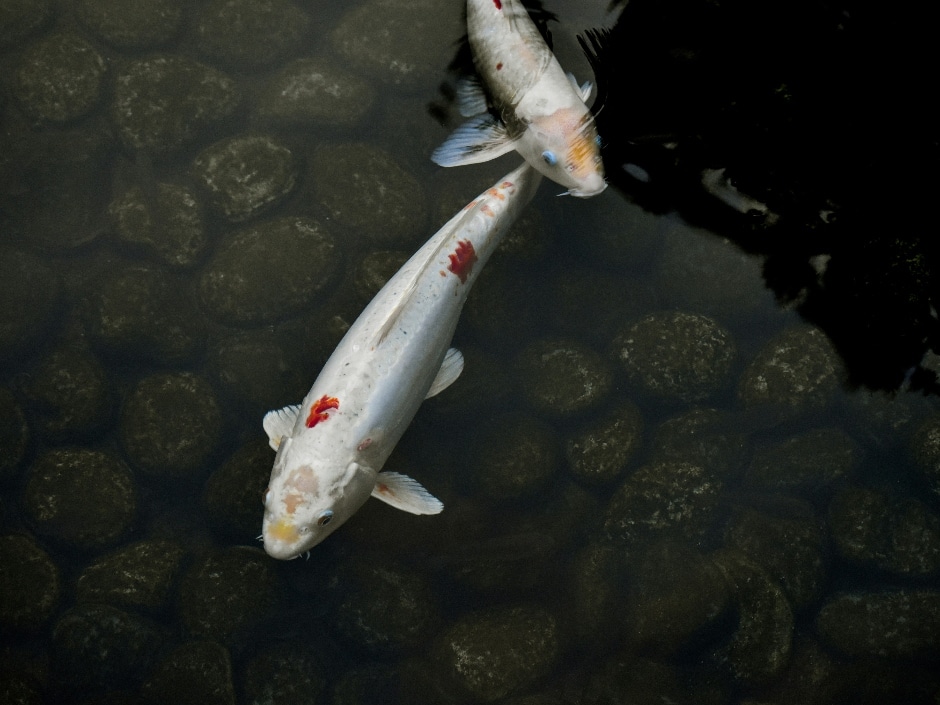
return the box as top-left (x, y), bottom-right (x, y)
top-left (2, 1), bottom-right (939, 704)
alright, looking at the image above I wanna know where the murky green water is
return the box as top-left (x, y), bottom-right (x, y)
top-left (2, 1), bottom-right (940, 703)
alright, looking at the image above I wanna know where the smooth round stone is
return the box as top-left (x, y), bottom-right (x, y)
top-left (565, 402), bottom-right (643, 485)
top-left (816, 590), bottom-right (940, 659)
top-left (195, 0), bottom-right (310, 71)
top-left (112, 55), bottom-right (240, 153)
top-left (13, 32), bottom-right (106, 123)
top-left (191, 134), bottom-right (298, 222)
top-left (120, 372), bottom-right (223, 479)
top-left (603, 460), bottom-right (722, 548)
top-left (109, 181), bottom-right (207, 268)
top-left (256, 57), bottom-right (375, 128)
top-left (141, 641), bottom-right (235, 705)
top-left (611, 311), bottom-right (736, 404)
top-left (243, 643), bottom-right (326, 705)
top-left (711, 551), bottom-right (794, 687)
top-left (331, 664), bottom-right (399, 705)
top-left (746, 427), bottom-right (856, 494)
top-left (0, 0), bottom-right (51, 50)
top-left (76, 0), bottom-right (183, 50)
top-left (0, 248), bottom-right (60, 360)
top-left (353, 250), bottom-right (409, 303)
top-left (0, 387), bottom-right (30, 483)
top-left (0, 671), bottom-right (43, 705)
top-left (435, 605), bottom-right (559, 702)
top-left (331, 562), bottom-right (439, 654)
top-left (178, 547), bottom-right (280, 645)
top-left (83, 265), bottom-right (200, 365)
top-left (909, 413), bottom-right (940, 500)
top-left (0, 534), bottom-right (61, 631)
top-left (21, 344), bottom-right (112, 440)
top-left (51, 603), bottom-right (164, 694)
top-left (203, 439), bottom-right (271, 540)
top-left (469, 413), bottom-right (560, 501)
top-left (648, 408), bottom-right (748, 477)
top-left (737, 326), bottom-right (840, 416)
top-left (828, 487), bottom-right (940, 577)
top-left (515, 339), bottom-right (614, 418)
top-left (567, 543), bottom-right (628, 648)
top-left (23, 448), bottom-right (136, 551)
top-left (199, 216), bottom-right (339, 326)
top-left (75, 539), bottom-right (185, 611)
top-left (577, 657), bottom-right (695, 705)
top-left (311, 143), bottom-right (426, 245)
top-left (331, 0), bottom-right (461, 91)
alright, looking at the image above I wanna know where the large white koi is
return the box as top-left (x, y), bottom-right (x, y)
top-left (432, 0), bottom-right (606, 198)
top-left (261, 163), bottom-right (542, 558)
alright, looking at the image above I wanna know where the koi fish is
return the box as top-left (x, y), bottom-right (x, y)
top-left (261, 163), bottom-right (542, 559)
top-left (432, 0), bottom-right (606, 198)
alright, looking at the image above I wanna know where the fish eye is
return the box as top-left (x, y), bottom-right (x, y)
top-left (541, 150), bottom-right (558, 166)
top-left (595, 135), bottom-right (603, 147)
top-left (316, 510), bottom-right (333, 527)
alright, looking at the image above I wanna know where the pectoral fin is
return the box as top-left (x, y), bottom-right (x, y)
top-left (263, 404), bottom-right (300, 451)
top-left (371, 472), bottom-right (444, 515)
top-left (567, 72), bottom-right (593, 102)
top-left (426, 348), bottom-right (464, 398)
top-left (431, 114), bottom-right (517, 167)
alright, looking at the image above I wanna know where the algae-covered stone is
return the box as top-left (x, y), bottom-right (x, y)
top-left (191, 135), bottom-right (298, 222)
top-left (113, 55), bottom-right (240, 153)
top-left (567, 543), bottom-right (628, 648)
top-left (435, 605), bottom-right (559, 701)
top-left (243, 642), bottom-right (326, 705)
top-left (0, 249), bottom-right (60, 360)
top-left (76, 539), bottom-right (185, 611)
top-left (747, 427), bottom-right (857, 494)
top-left (648, 408), bottom-right (748, 477)
top-left (109, 181), bottom-right (207, 268)
top-left (311, 143), bottom-right (426, 245)
top-left (910, 413), bottom-right (940, 500)
top-left (0, 387), bottom-right (30, 483)
top-left (516, 339), bottom-right (614, 418)
top-left (0, 534), bottom-right (60, 631)
top-left (738, 326), bottom-right (841, 417)
top-left (51, 603), bottom-right (165, 693)
top-left (200, 216), bottom-right (339, 326)
top-left (13, 32), bottom-right (107, 123)
top-left (0, 0), bottom-right (51, 50)
top-left (23, 448), bottom-right (136, 551)
top-left (611, 311), bottom-right (736, 404)
top-left (178, 547), bottom-right (280, 646)
top-left (353, 250), bottom-right (410, 303)
top-left (565, 402), bottom-right (643, 485)
top-left (120, 372), bottom-right (223, 479)
top-left (203, 439), bottom-right (271, 540)
top-left (816, 590), bottom-right (940, 659)
top-left (141, 640), bottom-right (235, 705)
top-left (257, 57), bottom-right (375, 128)
top-left (578, 657), bottom-right (696, 705)
top-left (469, 413), bottom-right (560, 501)
top-left (332, 0), bottom-right (461, 91)
top-left (195, 0), bottom-right (310, 71)
top-left (76, 0), bottom-right (183, 50)
top-left (603, 461), bottom-right (722, 548)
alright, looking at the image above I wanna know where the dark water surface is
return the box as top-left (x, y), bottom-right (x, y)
top-left (2, 1), bottom-right (939, 704)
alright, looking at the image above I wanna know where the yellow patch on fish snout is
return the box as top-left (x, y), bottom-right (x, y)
top-left (268, 518), bottom-right (299, 544)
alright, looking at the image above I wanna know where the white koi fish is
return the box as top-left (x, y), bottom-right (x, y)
top-left (432, 0), bottom-right (606, 198)
top-left (261, 163), bottom-right (542, 559)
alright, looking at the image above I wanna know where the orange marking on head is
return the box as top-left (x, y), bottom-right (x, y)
top-left (447, 239), bottom-right (477, 283)
top-left (283, 492), bottom-right (303, 514)
top-left (268, 518), bottom-right (298, 543)
top-left (306, 395), bottom-right (339, 428)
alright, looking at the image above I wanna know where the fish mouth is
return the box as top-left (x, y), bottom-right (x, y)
top-left (567, 181), bottom-right (608, 198)
top-left (262, 517), bottom-right (307, 560)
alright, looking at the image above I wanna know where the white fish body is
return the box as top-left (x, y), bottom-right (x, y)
top-left (432, 0), bottom-right (606, 197)
top-left (261, 163), bottom-right (542, 559)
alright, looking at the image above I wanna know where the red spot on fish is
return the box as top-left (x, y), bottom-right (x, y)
top-left (493, 0), bottom-right (502, 9)
top-left (305, 395), bottom-right (339, 428)
top-left (376, 482), bottom-right (389, 495)
top-left (447, 240), bottom-right (477, 283)
top-left (496, 62), bottom-right (503, 70)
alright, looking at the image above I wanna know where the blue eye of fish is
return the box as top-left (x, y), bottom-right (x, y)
top-left (595, 135), bottom-right (602, 147)
top-left (317, 510), bottom-right (333, 526)
top-left (541, 150), bottom-right (557, 166)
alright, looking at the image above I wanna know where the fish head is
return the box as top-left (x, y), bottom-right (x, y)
top-left (522, 107), bottom-right (606, 197)
top-left (262, 440), bottom-right (375, 558)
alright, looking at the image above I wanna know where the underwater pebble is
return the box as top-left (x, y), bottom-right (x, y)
top-left (195, 0), bottom-right (310, 71)
top-left (191, 134), bottom-right (298, 222)
top-left (353, 250), bottom-right (410, 303)
top-left (140, 640), bottom-right (235, 705)
top-left (242, 642), bottom-right (326, 705)
top-left (816, 590), bottom-right (940, 659)
top-left (23, 448), bottom-right (136, 551)
top-left (109, 181), bottom-right (207, 268)
top-left (256, 57), bottom-right (375, 128)
top-left (13, 32), bottom-right (107, 123)
top-left (565, 402), bottom-right (643, 485)
top-left (0, 248), bottom-right (60, 360)
top-left (576, 656), bottom-right (694, 705)
top-left (909, 412), bottom-right (940, 500)
top-left (746, 427), bottom-right (857, 494)
top-left (0, 0), bottom-right (51, 50)
top-left (112, 55), bottom-right (240, 153)
top-left (611, 311), bottom-right (736, 404)
top-left (515, 338), bottom-right (614, 418)
top-left (76, 0), bottom-right (183, 50)
top-left (468, 413), bottom-right (560, 501)
top-left (567, 543), bottom-right (628, 649)
top-left (120, 372), bottom-right (223, 479)
top-left (199, 216), bottom-right (339, 326)
top-left (203, 439), bottom-right (271, 540)
top-left (435, 605), bottom-right (558, 702)
top-left (0, 387), bottom-right (30, 483)
top-left (75, 539), bottom-right (185, 611)
top-left (828, 486), bottom-right (940, 577)
top-left (0, 534), bottom-right (61, 632)
top-left (648, 408), bottom-right (748, 477)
